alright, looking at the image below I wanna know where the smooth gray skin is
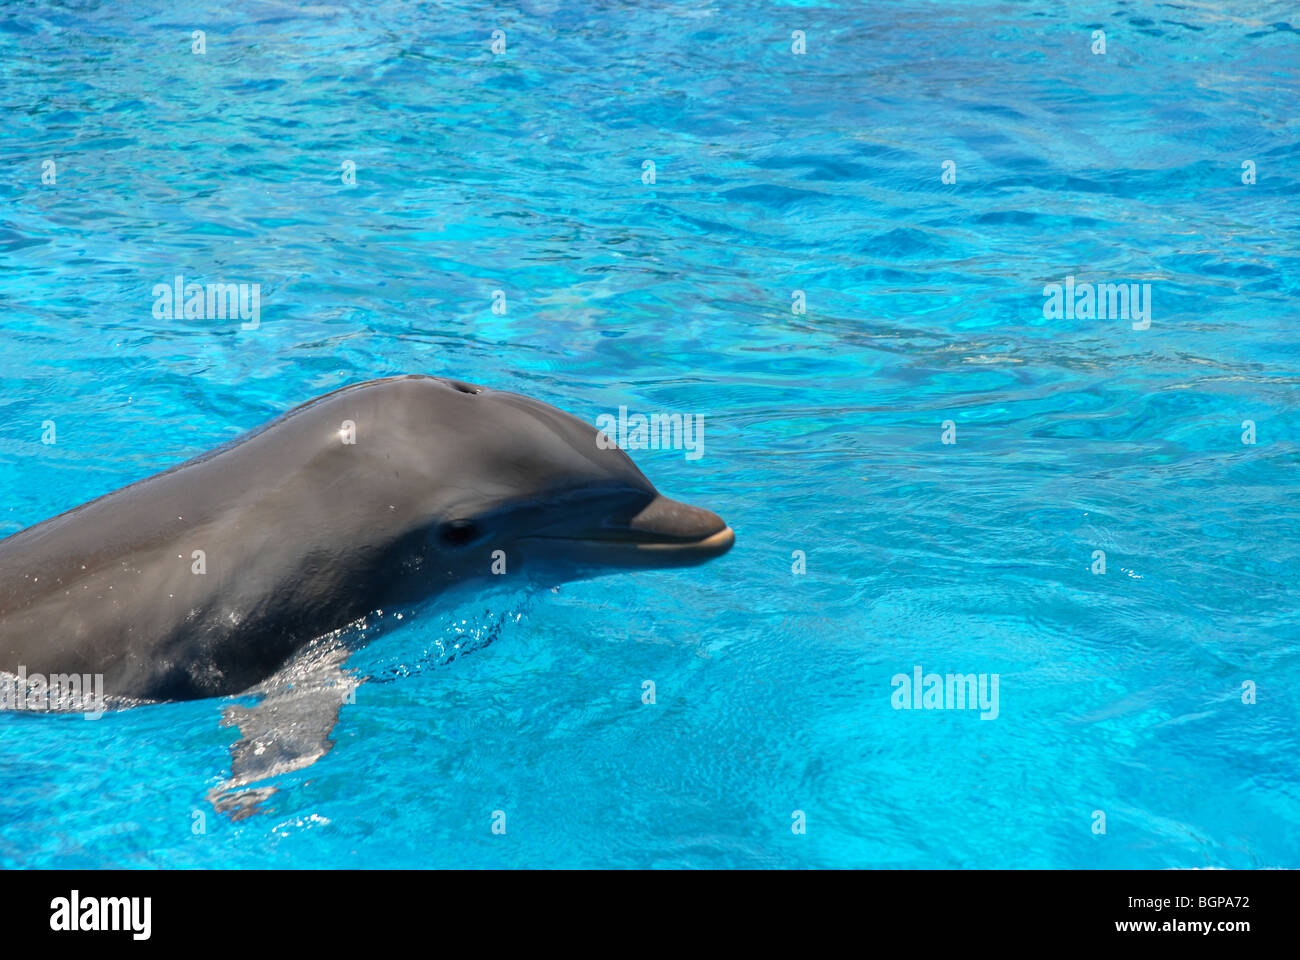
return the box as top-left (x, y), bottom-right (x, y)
top-left (0, 375), bottom-right (734, 704)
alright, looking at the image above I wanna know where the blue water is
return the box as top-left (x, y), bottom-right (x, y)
top-left (1, 0), bottom-right (1297, 868)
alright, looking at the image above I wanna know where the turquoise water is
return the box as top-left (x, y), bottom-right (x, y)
top-left (1, 0), bottom-right (1297, 868)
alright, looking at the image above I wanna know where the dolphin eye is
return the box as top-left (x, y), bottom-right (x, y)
top-left (439, 519), bottom-right (480, 547)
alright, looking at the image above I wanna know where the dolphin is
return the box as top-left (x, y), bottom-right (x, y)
top-left (0, 375), bottom-right (734, 705)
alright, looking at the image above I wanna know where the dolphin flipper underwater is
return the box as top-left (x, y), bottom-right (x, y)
top-left (0, 375), bottom-right (734, 815)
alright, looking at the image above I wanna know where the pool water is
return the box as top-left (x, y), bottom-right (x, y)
top-left (1, 0), bottom-right (1297, 868)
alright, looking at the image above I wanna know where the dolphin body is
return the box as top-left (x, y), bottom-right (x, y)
top-left (0, 375), bottom-right (734, 705)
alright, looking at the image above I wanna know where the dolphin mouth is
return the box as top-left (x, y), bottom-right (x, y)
top-left (520, 495), bottom-right (735, 565)
top-left (627, 524), bottom-right (736, 554)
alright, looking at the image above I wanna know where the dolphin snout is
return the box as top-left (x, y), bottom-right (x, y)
top-left (619, 494), bottom-right (735, 563)
top-left (626, 495), bottom-right (728, 543)
top-left (517, 493), bottom-right (734, 569)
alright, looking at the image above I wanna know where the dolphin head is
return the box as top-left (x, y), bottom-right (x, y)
top-left (395, 376), bottom-right (734, 585)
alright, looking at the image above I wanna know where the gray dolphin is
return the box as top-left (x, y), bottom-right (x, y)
top-left (0, 375), bottom-right (734, 705)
